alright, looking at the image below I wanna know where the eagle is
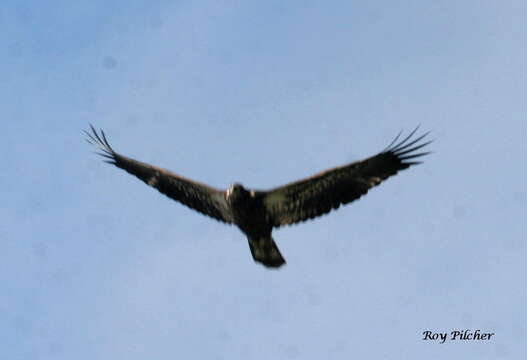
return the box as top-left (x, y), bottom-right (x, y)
top-left (86, 125), bottom-right (430, 268)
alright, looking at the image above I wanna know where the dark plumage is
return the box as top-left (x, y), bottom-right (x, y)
top-left (86, 125), bottom-right (431, 268)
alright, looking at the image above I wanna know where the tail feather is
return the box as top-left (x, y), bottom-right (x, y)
top-left (248, 236), bottom-right (286, 268)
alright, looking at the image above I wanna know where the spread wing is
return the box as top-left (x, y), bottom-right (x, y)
top-left (85, 125), bottom-right (233, 224)
top-left (262, 128), bottom-right (431, 227)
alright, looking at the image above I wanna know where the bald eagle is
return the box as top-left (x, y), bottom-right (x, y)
top-left (86, 125), bottom-right (430, 268)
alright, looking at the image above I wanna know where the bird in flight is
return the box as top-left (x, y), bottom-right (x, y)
top-left (86, 125), bottom-right (430, 269)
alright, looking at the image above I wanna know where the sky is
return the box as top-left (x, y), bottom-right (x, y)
top-left (2, 1), bottom-right (527, 359)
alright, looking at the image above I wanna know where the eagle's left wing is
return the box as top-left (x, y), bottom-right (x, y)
top-left (262, 128), bottom-right (431, 227)
top-left (85, 125), bottom-right (233, 224)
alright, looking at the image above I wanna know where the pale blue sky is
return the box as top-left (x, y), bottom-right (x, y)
top-left (2, 1), bottom-right (526, 359)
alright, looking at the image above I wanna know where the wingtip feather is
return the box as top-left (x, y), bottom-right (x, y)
top-left (85, 124), bottom-right (118, 162)
top-left (383, 127), bottom-right (432, 165)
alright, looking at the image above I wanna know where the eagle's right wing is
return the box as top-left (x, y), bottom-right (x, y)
top-left (262, 128), bottom-right (431, 227)
top-left (85, 125), bottom-right (233, 224)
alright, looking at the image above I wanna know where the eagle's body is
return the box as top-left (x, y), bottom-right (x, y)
top-left (225, 184), bottom-right (285, 266)
top-left (86, 126), bottom-right (430, 268)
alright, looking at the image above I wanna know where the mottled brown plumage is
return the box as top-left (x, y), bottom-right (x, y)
top-left (86, 125), bottom-right (430, 268)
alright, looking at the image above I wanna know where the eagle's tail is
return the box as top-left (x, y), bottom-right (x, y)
top-left (247, 236), bottom-right (286, 268)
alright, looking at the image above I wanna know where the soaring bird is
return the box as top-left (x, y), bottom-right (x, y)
top-left (86, 125), bottom-right (430, 268)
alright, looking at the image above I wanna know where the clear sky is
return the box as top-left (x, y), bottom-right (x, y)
top-left (2, 1), bottom-right (526, 359)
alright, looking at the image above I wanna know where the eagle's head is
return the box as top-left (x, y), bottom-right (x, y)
top-left (226, 183), bottom-right (249, 203)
